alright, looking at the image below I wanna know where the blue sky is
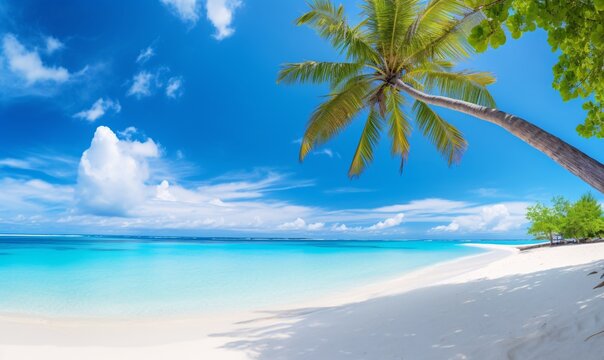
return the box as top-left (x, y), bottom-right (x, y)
top-left (0, 0), bottom-right (601, 238)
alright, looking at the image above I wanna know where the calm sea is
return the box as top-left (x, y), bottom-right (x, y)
top-left (0, 235), bottom-right (535, 318)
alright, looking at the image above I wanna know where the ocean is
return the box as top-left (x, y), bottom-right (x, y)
top-left (0, 235), bottom-right (536, 318)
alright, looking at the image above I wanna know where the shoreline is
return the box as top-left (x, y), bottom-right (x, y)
top-left (1, 243), bottom-right (603, 359)
top-left (0, 243), bottom-right (502, 323)
top-left (0, 243), bottom-right (509, 323)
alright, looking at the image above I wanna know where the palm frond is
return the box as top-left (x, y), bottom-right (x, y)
top-left (297, 0), bottom-right (379, 62)
top-left (417, 70), bottom-right (496, 107)
top-left (300, 75), bottom-right (373, 161)
top-left (406, 0), bottom-right (471, 41)
top-left (349, 107), bottom-right (383, 177)
top-left (277, 61), bottom-right (364, 87)
top-left (413, 101), bottom-right (467, 164)
top-left (385, 87), bottom-right (412, 172)
top-left (403, 5), bottom-right (484, 64)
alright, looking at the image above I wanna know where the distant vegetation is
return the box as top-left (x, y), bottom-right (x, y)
top-left (526, 193), bottom-right (604, 244)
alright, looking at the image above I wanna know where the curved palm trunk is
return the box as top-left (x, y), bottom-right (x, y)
top-left (395, 80), bottom-right (604, 193)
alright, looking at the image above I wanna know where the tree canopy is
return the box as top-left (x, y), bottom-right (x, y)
top-left (278, 0), bottom-right (498, 177)
top-left (468, 0), bottom-right (604, 138)
top-left (526, 193), bottom-right (604, 242)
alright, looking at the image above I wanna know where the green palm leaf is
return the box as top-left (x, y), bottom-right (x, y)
top-left (418, 70), bottom-right (496, 106)
top-left (413, 101), bottom-right (467, 164)
top-left (300, 75), bottom-right (373, 161)
top-left (283, 0), bottom-right (498, 177)
top-left (277, 61), bottom-right (364, 87)
top-left (297, 0), bottom-right (379, 63)
top-left (349, 107), bottom-right (383, 178)
top-left (386, 87), bottom-right (412, 172)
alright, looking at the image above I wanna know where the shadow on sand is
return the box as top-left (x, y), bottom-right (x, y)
top-left (212, 260), bottom-right (604, 360)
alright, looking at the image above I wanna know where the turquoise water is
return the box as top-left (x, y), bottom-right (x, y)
top-left (0, 235), bottom-right (536, 318)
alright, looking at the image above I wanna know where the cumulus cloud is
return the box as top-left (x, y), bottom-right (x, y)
top-left (367, 213), bottom-right (404, 230)
top-left (431, 203), bottom-right (528, 233)
top-left (76, 126), bottom-right (159, 216)
top-left (0, 127), bottom-right (535, 236)
top-left (206, 0), bottom-right (241, 40)
top-left (159, 0), bottom-right (241, 39)
top-left (127, 71), bottom-right (153, 98)
top-left (278, 217), bottom-right (324, 231)
top-left (166, 76), bottom-right (183, 98)
top-left (136, 47), bottom-right (155, 64)
top-left (74, 98), bottom-right (121, 122)
top-left (1, 34), bottom-right (69, 84)
top-left (161, 0), bottom-right (199, 23)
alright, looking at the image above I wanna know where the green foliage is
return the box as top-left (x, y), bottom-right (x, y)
top-left (564, 193), bottom-right (604, 239)
top-left (526, 202), bottom-right (559, 242)
top-left (526, 194), bottom-right (604, 242)
top-left (279, 0), bottom-right (497, 177)
top-left (469, 0), bottom-right (604, 138)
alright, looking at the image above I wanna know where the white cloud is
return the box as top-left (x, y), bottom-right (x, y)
top-left (118, 126), bottom-right (138, 139)
top-left (313, 148), bottom-right (340, 158)
top-left (0, 178), bottom-right (73, 217)
top-left (166, 76), bottom-right (183, 98)
top-left (74, 98), bottom-right (121, 122)
top-left (45, 36), bottom-right (64, 54)
top-left (0, 154), bottom-right (77, 178)
top-left (0, 127), bottom-right (536, 236)
top-left (367, 213), bottom-right (404, 230)
top-left (127, 71), bottom-right (153, 98)
top-left (432, 223), bottom-right (460, 232)
top-left (76, 126), bottom-right (159, 216)
top-left (206, 0), bottom-right (241, 40)
top-left (161, 0), bottom-right (199, 23)
top-left (1, 34), bottom-right (69, 84)
top-left (136, 47), bottom-right (155, 64)
top-left (278, 217), bottom-right (324, 231)
top-left (431, 203), bottom-right (528, 233)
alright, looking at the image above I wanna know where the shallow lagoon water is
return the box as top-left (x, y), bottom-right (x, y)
top-left (0, 235), bottom-right (535, 318)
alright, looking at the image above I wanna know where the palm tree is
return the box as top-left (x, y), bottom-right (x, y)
top-left (278, 0), bottom-right (604, 192)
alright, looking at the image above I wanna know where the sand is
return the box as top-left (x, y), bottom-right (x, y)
top-left (1, 243), bottom-right (603, 359)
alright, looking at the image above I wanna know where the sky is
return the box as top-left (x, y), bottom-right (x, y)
top-left (0, 0), bottom-right (602, 239)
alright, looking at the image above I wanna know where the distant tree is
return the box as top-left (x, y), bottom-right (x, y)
top-left (526, 196), bottom-right (569, 245)
top-left (468, 0), bottom-right (604, 139)
top-left (526, 202), bottom-right (558, 245)
top-left (564, 193), bottom-right (604, 241)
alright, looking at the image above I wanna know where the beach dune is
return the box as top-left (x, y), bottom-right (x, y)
top-left (1, 243), bottom-right (603, 359)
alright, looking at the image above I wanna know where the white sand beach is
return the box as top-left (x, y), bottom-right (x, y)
top-left (1, 243), bottom-right (603, 360)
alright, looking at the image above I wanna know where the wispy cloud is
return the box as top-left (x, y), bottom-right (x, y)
top-left (160, 0), bottom-right (200, 24)
top-left (0, 127), bottom-right (535, 237)
top-left (0, 154), bottom-right (77, 178)
top-left (44, 36), bottom-right (64, 54)
top-left (74, 98), bottom-right (121, 122)
top-left (166, 76), bottom-right (183, 98)
top-left (127, 71), bottom-right (154, 98)
top-left (136, 46), bottom-right (155, 64)
top-left (1, 33), bottom-right (69, 84)
top-left (313, 148), bottom-right (340, 159)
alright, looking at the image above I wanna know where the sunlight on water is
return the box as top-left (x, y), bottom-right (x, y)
top-left (0, 236), bottom-right (535, 318)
